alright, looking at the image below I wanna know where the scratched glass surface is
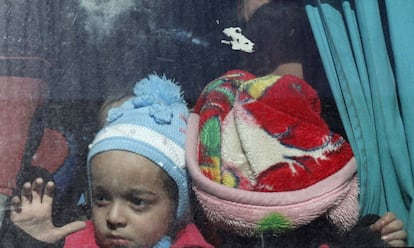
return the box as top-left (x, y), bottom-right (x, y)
top-left (0, 1), bottom-right (335, 246)
top-left (0, 0), bottom-right (242, 229)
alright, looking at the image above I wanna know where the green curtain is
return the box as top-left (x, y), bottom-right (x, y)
top-left (305, 0), bottom-right (414, 245)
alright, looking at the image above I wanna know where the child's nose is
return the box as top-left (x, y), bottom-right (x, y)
top-left (106, 201), bottom-right (127, 229)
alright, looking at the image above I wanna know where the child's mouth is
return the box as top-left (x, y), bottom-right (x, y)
top-left (106, 235), bottom-right (130, 247)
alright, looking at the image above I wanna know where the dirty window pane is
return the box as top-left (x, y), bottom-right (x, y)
top-left (0, 1), bottom-right (359, 247)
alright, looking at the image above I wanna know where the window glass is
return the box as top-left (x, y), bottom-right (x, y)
top-left (0, 0), bottom-right (349, 246)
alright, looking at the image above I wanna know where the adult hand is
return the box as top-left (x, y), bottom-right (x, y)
top-left (370, 212), bottom-right (407, 247)
top-left (10, 178), bottom-right (86, 243)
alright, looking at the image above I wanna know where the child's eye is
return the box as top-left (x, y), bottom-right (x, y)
top-left (93, 192), bottom-right (111, 206)
top-left (129, 197), bottom-right (150, 211)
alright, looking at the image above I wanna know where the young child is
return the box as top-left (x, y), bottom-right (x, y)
top-left (0, 74), bottom-right (213, 248)
top-left (186, 70), bottom-right (406, 247)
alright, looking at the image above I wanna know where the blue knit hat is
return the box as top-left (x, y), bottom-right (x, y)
top-left (87, 74), bottom-right (189, 221)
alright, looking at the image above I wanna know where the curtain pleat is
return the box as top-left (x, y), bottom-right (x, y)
top-left (306, 0), bottom-right (414, 245)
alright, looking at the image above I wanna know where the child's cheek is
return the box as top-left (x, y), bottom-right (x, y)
top-left (91, 207), bottom-right (107, 236)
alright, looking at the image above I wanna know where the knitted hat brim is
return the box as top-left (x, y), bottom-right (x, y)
top-left (192, 177), bottom-right (359, 236)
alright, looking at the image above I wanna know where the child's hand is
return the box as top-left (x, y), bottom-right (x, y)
top-left (370, 212), bottom-right (407, 247)
top-left (10, 178), bottom-right (86, 243)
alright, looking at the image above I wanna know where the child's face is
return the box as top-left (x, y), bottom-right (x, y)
top-left (90, 150), bottom-right (175, 248)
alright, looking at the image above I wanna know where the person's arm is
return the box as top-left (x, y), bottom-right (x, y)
top-left (370, 212), bottom-right (407, 247)
top-left (2, 178), bottom-right (86, 247)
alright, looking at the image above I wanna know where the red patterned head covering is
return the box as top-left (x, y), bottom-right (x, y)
top-left (186, 70), bottom-right (359, 236)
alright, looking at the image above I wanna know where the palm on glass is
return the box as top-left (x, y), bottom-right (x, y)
top-left (10, 178), bottom-right (86, 243)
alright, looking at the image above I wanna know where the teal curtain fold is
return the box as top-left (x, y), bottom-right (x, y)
top-left (306, 0), bottom-right (414, 245)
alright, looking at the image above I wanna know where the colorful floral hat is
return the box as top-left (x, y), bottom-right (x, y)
top-left (186, 70), bottom-right (359, 236)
